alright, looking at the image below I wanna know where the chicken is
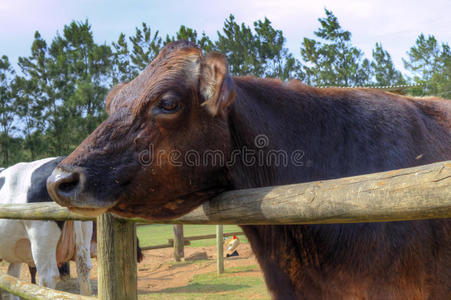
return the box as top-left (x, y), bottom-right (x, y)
top-left (224, 235), bottom-right (240, 257)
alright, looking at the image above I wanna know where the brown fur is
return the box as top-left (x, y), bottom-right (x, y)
top-left (48, 41), bottom-right (451, 299)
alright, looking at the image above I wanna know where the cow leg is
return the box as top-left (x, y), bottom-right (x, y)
top-left (3, 263), bottom-right (21, 300)
top-left (28, 266), bottom-right (37, 284)
top-left (7, 264), bottom-right (21, 278)
top-left (58, 262), bottom-right (70, 280)
top-left (74, 221), bottom-right (93, 295)
top-left (25, 221), bottom-right (60, 289)
top-left (136, 238), bottom-right (144, 263)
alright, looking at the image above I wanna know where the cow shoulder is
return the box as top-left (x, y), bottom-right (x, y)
top-left (27, 157), bottom-right (65, 203)
top-left (0, 157), bottom-right (64, 204)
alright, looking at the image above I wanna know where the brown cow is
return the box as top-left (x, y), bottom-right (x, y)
top-left (47, 41), bottom-right (451, 299)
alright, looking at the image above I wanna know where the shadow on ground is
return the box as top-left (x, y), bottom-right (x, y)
top-left (55, 278), bottom-right (98, 296)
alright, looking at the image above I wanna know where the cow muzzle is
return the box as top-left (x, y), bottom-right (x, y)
top-left (47, 167), bottom-right (115, 217)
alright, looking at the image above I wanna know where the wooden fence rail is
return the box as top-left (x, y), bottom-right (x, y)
top-left (0, 202), bottom-right (95, 221)
top-left (0, 160), bottom-right (450, 299)
top-left (1, 160), bottom-right (450, 225)
top-left (182, 231), bottom-right (245, 241)
top-left (138, 231), bottom-right (245, 251)
top-left (0, 272), bottom-right (95, 300)
top-left (135, 160), bottom-right (451, 225)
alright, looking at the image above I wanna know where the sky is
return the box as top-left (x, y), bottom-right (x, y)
top-left (1, 0), bottom-right (451, 75)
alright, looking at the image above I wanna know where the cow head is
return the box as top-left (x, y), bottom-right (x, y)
top-left (47, 41), bottom-right (236, 219)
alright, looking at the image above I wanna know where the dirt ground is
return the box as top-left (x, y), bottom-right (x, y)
top-left (0, 243), bottom-right (264, 296)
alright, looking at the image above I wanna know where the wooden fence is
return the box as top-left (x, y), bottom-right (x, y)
top-left (137, 227), bottom-right (244, 251)
top-left (0, 160), bottom-right (450, 299)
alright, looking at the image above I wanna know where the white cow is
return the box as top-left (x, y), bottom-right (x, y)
top-left (0, 157), bottom-right (93, 299)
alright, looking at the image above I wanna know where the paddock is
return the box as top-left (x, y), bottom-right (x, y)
top-left (0, 160), bottom-right (450, 299)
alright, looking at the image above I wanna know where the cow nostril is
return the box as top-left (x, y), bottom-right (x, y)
top-left (58, 172), bottom-right (80, 193)
top-left (47, 167), bottom-right (89, 206)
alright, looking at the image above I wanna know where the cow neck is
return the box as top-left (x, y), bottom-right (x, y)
top-left (226, 78), bottom-right (322, 190)
top-left (226, 80), bottom-right (366, 268)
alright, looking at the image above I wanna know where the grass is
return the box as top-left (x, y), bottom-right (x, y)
top-left (137, 224), bottom-right (248, 247)
top-left (138, 265), bottom-right (270, 300)
top-left (136, 225), bottom-right (262, 298)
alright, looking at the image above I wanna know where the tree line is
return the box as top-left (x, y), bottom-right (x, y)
top-left (0, 9), bottom-right (450, 166)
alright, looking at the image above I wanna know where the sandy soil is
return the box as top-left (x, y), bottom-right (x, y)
top-left (0, 243), bottom-right (263, 296)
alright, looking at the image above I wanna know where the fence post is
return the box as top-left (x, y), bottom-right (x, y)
top-left (173, 224), bottom-right (184, 262)
top-left (216, 225), bottom-right (224, 274)
top-left (97, 213), bottom-right (137, 300)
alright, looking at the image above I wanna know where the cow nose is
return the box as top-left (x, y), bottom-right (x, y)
top-left (47, 167), bottom-right (86, 206)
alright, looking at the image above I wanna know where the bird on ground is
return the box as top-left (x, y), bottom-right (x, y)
top-left (225, 235), bottom-right (240, 257)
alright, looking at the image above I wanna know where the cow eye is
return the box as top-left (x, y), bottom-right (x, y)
top-left (158, 97), bottom-right (181, 113)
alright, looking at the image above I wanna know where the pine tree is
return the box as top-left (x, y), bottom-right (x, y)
top-left (215, 15), bottom-right (301, 80)
top-left (371, 42), bottom-right (406, 86)
top-left (300, 9), bottom-right (371, 86)
top-left (53, 20), bottom-right (113, 150)
top-left (13, 76), bottom-right (45, 160)
top-left (403, 34), bottom-right (451, 96)
top-left (129, 23), bottom-right (162, 75)
top-left (112, 33), bottom-right (134, 84)
top-left (253, 18), bottom-right (301, 80)
top-left (0, 55), bottom-right (17, 165)
top-left (215, 15), bottom-right (261, 76)
top-left (18, 21), bottom-right (113, 156)
top-left (17, 31), bottom-right (52, 159)
top-left (434, 56), bottom-right (451, 99)
top-left (165, 25), bottom-right (214, 52)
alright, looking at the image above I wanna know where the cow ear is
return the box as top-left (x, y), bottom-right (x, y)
top-left (199, 52), bottom-right (235, 117)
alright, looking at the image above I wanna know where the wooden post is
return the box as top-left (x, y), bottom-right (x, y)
top-left (97, 213), bottom-right (137, 300)
top-left (173, 224), bottom-right (184, 262)
top-left (216, 225), bottom-right (224, 274)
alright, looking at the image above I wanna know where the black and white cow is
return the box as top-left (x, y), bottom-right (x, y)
top-left (0, 157), bottom-right (93, 297)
